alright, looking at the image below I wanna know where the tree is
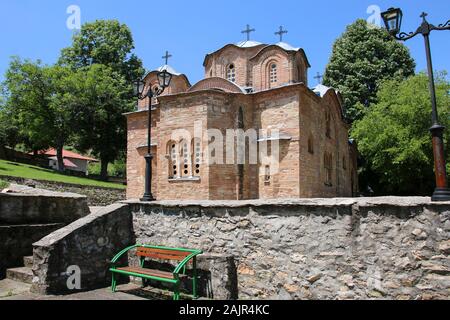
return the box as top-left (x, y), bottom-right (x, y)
top-left (0, 92), bottom-right (21, 156)
top-left (59, 20), bottom-right (144, 83)
top-left (68, 64), bottom-right (135, 179)
top-left (3, 58), bottom-right (74, 171)
top-left (351, 72), bottom-right (450, 196)
top-left (323, 19), bottom-right (416, 122)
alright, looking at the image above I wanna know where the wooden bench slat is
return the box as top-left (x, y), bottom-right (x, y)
top-left (137, 247), bottom-right (191, 257)
top-left (116, 266), bottom-right (187, 280)
top-left (136, 247), bottom-right (191, 261)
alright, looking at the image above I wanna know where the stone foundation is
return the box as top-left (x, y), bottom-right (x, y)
top-left (127, 197), bottom-right (450, 300)
top-left (31, 197), bottom-right (450, 299)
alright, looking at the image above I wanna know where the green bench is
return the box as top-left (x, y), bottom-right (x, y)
top-left (109, 244), bottom-right (203, 300)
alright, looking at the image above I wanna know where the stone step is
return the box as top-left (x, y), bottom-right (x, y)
top-left (6, 267), bottom-right (33, 284)
top-left (23, 256), bottom-right (33, 268)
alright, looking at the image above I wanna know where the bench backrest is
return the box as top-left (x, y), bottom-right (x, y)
top-left (136, 247), bottom-right (192, 262)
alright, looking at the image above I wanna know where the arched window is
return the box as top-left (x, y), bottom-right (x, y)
top-left (192, 138), bottom-right (202, 177)
top-left (270, 63), bottom-right (277, 83)
top-left (308, 135), bottom-right (314, 154)
top-left (227, 64), bottom-right (236, 83)
top-left (168, 141), bottom-right (178, 178)
top-left (324, 152), bottom-right (333, 186)
top-left (325, 111), bottom-right (331, 138)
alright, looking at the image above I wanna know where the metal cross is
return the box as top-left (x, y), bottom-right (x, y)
top-left (275, 26), bottom-right (288, 42)
top-left (241, 24), bottom-right (255, 41)
top-left (314, 72), bottom-right (323, 84)
top-left (420, 12), bottom-right (429, 22)
top-left (162, 51), bottom-right (172, 65)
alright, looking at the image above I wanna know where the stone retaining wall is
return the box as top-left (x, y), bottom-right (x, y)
top-left (0, 224), bottom-right (64, 278)
top-left (127, 197), bottom-right (450, 300)
top-left (0, 176), bottom-right (125, 206)
top-left (31, 197), bottom-right (450, 299)
top-left (31, 204), bottom-right (134, 295)
top-left (0, 191), bottom-right (89, 225)
top-left (0, 189), bottom-right (90, 279)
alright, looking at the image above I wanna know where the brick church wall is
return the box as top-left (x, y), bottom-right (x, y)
top-left (254, 89), bottom-right (301, 199)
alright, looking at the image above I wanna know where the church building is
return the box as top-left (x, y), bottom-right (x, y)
top-left (126, 27), bottom-right (358, 200)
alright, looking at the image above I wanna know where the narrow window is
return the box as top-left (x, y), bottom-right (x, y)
top-left (308, 135), bottom-right (314, 154)
top-left (227, 64), bottom-right (236, 82)
top-left (264, 165), bottom-right (271, 183)
top-left (325, 112), bottom-right (331, 138)
top-left (192, 138), bottom-right (202, 177)
top-left (324, 152), bottom-right (333, 186)
top-left (270, 63), bottom-right (277, 83)
top-left (181, 140), bottom-right (190, 177)
top-left (343, 156), bottom-right (347, 170)
top-left (169, 142), bottom-right (178, 178)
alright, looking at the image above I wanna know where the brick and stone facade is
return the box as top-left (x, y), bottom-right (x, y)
top-left (126, 41), bottom-right (358, 200)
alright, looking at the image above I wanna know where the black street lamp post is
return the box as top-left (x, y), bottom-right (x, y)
top-left (134, 69), bottom-right (173, 202)
top-left (381, 8), bottom-right (450, 201)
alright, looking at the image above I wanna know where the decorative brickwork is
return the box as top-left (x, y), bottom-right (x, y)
top-left (126, 41), bottom-right (357, 200)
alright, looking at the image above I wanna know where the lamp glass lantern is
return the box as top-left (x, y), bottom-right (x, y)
top-left (157, 69), bottom-right (173, 89)
top-left (134, 78), bottom-right (145, 97)
top-left (381, 7), bottom-right (403, 35)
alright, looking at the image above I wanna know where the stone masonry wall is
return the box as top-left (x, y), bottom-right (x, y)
top-left (127, 197), bottom-right (450, 300)
top-left (32, 204), bottom-right (134, 295)
top-left (0, 190), bottom-right (89, 225)
top-left (0, 176), bottom-right (125, 206)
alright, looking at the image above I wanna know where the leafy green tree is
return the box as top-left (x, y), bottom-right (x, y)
top-left (323, 19), bottom-right (416, 122)
top-left (351, 72), bottom-right (450, 195)
top-left (68, 64), bottom-right (134, 179)
top-left (0, 92), bottom-right (21, 156)
top-left (59, 20), bottom-right (144, 83)
top-left (3, 58), bottom-right (74, 171)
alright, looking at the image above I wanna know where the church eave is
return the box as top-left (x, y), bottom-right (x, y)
top-left (249, 45), bottom-right (311, 68)
top-left (203, 43), bottom-right (267, 67)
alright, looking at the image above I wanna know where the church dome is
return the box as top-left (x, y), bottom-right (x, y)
top-left (236, 40), bottom-right (263, 48)
top-left (275, 42), bottom-right (300, 51)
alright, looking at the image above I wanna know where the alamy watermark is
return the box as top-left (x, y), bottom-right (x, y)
top-left (65, 265), bottom-right (81, 290)
top-left (168, 121), bottom-right (282, 176)
top-left (66, 5), bottom-right (81, 30)
top-left (367, 4), bottom-right (382, 29)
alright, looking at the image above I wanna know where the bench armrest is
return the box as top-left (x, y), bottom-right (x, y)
top-left (173, 250), bottom-right (203, 277)
top-left (110, 244), bottom-right (140, 267)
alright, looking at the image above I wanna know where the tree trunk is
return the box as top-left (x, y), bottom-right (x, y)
top-left (56, 145), bottom-right (65, 172)
top-left (100, 159), bottom-right (109, 181)
top-left (0, 145), bottom-right (6, 160)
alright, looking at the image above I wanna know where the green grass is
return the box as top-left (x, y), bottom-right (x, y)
top-left (0, 159), bottom-right (125, 189)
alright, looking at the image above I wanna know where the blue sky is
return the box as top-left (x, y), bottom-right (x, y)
top-left (0, 0), bottom-right (449, 85)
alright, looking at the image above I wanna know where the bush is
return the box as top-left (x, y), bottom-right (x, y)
top-left (0, 179), bottom-right (9, 189)
top-left (88, 159), bottom-right (126, 178)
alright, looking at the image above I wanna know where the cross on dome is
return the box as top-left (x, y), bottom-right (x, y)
top-left (241, 24), bottom-right (256, 41)
top-left (275, 26), bottom-right (288, 42)
top-left (162, 51), bottom-right (172, 65)
top-left (314, 72), bottom-right (323, 84)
